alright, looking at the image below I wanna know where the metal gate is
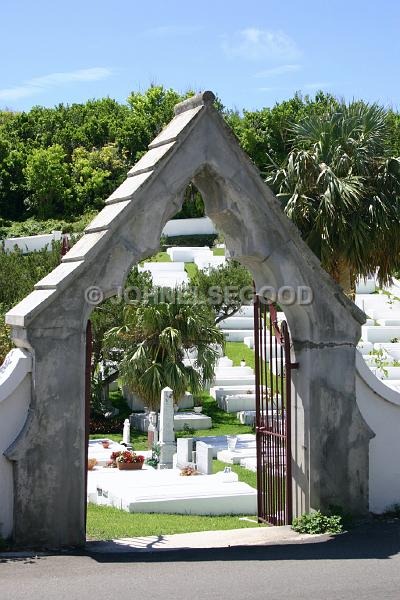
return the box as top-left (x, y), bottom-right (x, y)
top-left (253, 296), bottom-right (298, 525)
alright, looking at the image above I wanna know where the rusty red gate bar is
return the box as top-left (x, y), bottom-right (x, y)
top-left (253, 295), bottom-right (297, 525)
top-left (84, 319), bottom-right (92, 529)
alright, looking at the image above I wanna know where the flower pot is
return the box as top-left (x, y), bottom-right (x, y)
top-left (88, 458), bottom-right (97, 471)
top-left (226, 435), bottom-right (237, 450)
top-left (117, 461), bottom-right (143, 470)
top-left (193, 406), bottom-right (203, 414)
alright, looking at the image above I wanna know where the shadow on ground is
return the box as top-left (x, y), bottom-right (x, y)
top-left (89, 520), bottom-right (400, 563)
top-left (1, 521), bottom-right (399, 565)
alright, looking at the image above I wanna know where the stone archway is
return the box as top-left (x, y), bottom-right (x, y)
top-left (5, 91), bottom-right (372, 547)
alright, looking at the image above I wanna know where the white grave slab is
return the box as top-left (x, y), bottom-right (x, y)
top-left (194, 255), bottom-right (226, 271)
top-left (222, 330), bottom-right (257, 342)
top-left (173, 412), bottom-right (212, 431)
top-left (210, 385), bottom-right (266, 400)
top-left (219, 394), bottom-right (256, 413)
top-left (361, 326), bottom-right (400, 343)
top-left (166, 247), bottom-right (213, 263)
top-left (219, 316), bottom-right (254, 330)
top-left (88, 468), bottom-right (257, 515)
top-left (139, 261), bottom-right (185, 272)
top-left (214, 374), bottom-right (256, 387)
top-left (193, 433), bottom-right (256, 458)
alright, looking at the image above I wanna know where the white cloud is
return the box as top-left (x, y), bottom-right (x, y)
top-left (0, 67), bottom-right (112, 102)
top-left (222, 28), bottom-right (301, 61)
top-left (255, 64), bottom-right (301, 78)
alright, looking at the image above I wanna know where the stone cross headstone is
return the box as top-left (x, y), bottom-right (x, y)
top-left (196, 441), bottom-right (213, 474)
top-left (176, 437), bottom-right (193, 468)
top-left (123, 418), bottom-right (130, 445)
top-left (158, 387), bottom-right (176, 469)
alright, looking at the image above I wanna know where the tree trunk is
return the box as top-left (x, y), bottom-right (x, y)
top-left (330, 256), bottom-right (355, 298)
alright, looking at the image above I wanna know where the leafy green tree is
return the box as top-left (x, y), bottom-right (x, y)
top-left (119, 85), bottom-right (189, 161)
top-left (226, 92), bottom-right (339, 174)
top-left (71, 143), bottom-right (128, 210)
top-left (106, 288), bottom-right (224, 410)
top-left (268, 101), bottom-right (400, 293)
top-left (0, 138), bottom-right (27, 220)
top-left (0, 244), bottom-right (63, 363)
top-left (173, 184), bottom-right (205, 219)
top-left (0, 244), bottom-right (61, 309)
top-left (90, 267), bottom-right (152, 374)
top-left (0, 305), bottom-right (12, 365)
top-left (24, 144), bottom-right (72, 219)
top-left (193, 261), bottom-right (253, 323)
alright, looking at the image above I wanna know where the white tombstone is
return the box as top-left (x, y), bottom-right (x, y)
top-left (176, 437), bottom-right (193, 468)
top-left (148, 411), bottom-right (158, 448)
top-left (196, 441), bottom-right (213, 474)
top-left (158, 387), bottom-right (176, 469)
top-left (123, 418), bottom-right (130, 445)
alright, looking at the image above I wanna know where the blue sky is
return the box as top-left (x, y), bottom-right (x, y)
top-left (1, 0), bottom-right (399, 112)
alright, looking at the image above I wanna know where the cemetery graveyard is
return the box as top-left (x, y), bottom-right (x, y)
top-left (2, 91), bottom-right (400, 548)
top-left (88, 250), bottom-right (261, 520)
top-left (86, 245), bottom-right (400, 526)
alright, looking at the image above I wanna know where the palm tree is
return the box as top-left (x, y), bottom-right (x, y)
top-left (106, 287), bottom-right (224, 410)
top-left (267, 101), bottom-right (400, 294)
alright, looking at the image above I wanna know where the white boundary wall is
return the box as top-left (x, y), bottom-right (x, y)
top-left (1, 218), bottom-right (216, 254)
top-left (162, 217), bottom-right (216, 237)
top-left (0, 349), bottom-right (32, 538)
top-left (356, 350), bottom-right (400, 513)
top-left (2, 231), bottom-right (62, 254)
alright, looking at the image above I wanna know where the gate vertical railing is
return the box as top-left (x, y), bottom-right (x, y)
top-left (254, 295), bottom-right (298, 525)
top-left (84, 319), bottom-right (92, 529)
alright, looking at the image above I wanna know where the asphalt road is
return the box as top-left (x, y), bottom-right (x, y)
top-left (1, 521), bottom-right (400, 600)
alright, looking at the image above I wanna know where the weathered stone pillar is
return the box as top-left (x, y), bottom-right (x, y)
top-left (158, 387), bottom-right (176, 469)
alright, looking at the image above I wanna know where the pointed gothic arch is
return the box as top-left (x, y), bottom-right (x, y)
top-left (5, 92), bottom-right (372, 547)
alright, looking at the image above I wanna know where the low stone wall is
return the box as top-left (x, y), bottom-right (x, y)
top-left (0, 349), bottom-right (32, 539)
top-left (356, 350), bottom-right (400, 513)
top-left (2, 231), bottom-right (62, 253)
top-left (162, 217), bottom-right (216, 237)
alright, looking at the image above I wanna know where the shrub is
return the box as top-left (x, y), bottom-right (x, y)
top-left (161, 234), bottom-right (218, 248)
top-left (90, 416), bottom-right (124, 434)
top-left (292, 510), bottom-right (343, 534)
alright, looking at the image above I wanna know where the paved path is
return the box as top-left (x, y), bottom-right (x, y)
top-left (1, 521), bottom-right (399, 600)
top-left (86, 524), bottom-right (315, 552)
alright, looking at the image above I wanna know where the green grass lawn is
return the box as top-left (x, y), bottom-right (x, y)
top-left (109, 389), bottom-right (131, 419)
top-left (185, 262), bottom-right (198, 281)
top-left (87, 505), bottom-right (260, 540)
top-left (140, 251), bottom-right (171, 265)
top-left (176, 393), bottom-right (254, 439)
top-left (213, 459), bottom-right (257, 489)
top-left (225, 341), bottom-right (283, 394)
top-left (225, 341), bottom-right (256, 370)
top-left (213, 248), bottom-right (225, 256)
top-left (89, 431), bottom-right (149, 449)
